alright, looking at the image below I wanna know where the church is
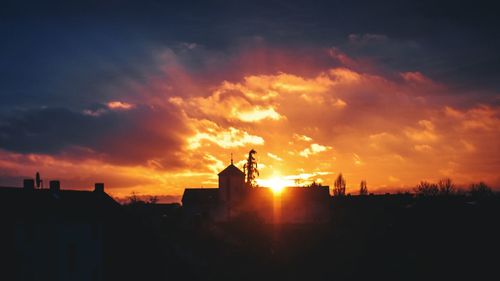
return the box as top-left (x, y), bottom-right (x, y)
top-left (182, 151), bottom-right (331, 224)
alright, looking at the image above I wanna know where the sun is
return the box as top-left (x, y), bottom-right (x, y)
top-left (256, 176), bottom-right (294, 195)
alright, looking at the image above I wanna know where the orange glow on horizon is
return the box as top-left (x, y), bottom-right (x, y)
top-left (257, 176), bottom-right (295, 195)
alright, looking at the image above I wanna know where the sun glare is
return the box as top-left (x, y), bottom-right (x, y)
top-left (257, 176), bottom-right (294, 195)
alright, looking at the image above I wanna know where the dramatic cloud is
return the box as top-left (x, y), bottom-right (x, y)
top-left (2, 46), bottom-right (499, 196)
top-left (0, 104), bottom-right (191, 168)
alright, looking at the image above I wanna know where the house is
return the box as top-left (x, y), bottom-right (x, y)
top-left (0, 179), bottom-right (120, 281)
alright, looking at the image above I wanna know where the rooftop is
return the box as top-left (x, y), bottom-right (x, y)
top-left (0, 185), bottom-right (120, 221)
top-left (218, 163), bottom-right (245, 177)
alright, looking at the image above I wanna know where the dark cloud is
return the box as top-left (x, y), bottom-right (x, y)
top-left (1, 0), bottom-right (499, 106)
top-left (0, 104), bottom-right (191, 169)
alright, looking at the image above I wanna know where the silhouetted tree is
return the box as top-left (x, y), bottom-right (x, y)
top-left (294, 178), bottom-right (303, 186)
top-left (438, 178), bottom-right (456, 195)
top-left (243, 149), bottom-right (259, 187)
top-left (309, 181), bottom-right (321, 187)
top-left (359, 180), bottom-right (368, 195)
top-left (125, 193), bottom-right (159, 205)
top-left (333, 173), bottom-right (346, 196)
top-left (414, 181), bottom-right (439, 197)
top-left (126, 192), bottom-right (146, 205)
top-left (469, 182), bottom-right (493, 197)
top-left (147, 196), bottom-right (159, 204)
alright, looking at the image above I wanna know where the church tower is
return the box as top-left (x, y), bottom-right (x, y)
top-left (218, 156), bottom-right (245, 205)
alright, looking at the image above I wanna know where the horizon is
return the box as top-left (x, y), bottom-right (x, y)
top-left (3, 157), bottom-right (496, 205)
top-left (1, 0), bottom-right (499, 199)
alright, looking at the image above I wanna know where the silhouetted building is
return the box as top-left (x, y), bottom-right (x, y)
top-left (218, 162), bottom-right (246, 206)
top-left (182, 162), bottom-right (331, 223)
top-left (182, 188), bottom-right (219, 221)
top-left (0, 180), bottom-right (120, 281)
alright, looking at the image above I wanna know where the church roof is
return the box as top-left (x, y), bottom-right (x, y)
top-left (218, 163), bottom-right (245, 177)
top-left (182, 188), bottom-right (219, 206)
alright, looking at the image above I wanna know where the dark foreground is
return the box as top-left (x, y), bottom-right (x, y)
top-left (110, 195), bottom-right (500, 281)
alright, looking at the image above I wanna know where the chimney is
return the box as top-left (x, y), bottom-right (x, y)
top-left (94, 183), bottom-right (104, 193)
top-left (49, 180), bottom-right (60, 192)
top-left (23, 179), bottom-right (35, 190)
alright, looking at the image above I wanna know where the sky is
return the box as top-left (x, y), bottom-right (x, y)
top-left (1, 0), bottom-right (499, 200)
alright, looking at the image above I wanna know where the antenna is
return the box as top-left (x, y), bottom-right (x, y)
top-left (231, 153), bottom-right (233, 165)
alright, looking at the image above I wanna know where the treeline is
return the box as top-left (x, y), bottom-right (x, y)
top-left (331, 173), bottom-right (495, 197)
top-left (413, 179), bottom-right (493, 197)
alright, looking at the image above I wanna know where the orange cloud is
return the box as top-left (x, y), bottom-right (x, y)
top-left (267, 153), bottom-right (283, 161)
top-left (148, 63), bottom-right (500, 193)
top-left (187, 120), bottom-right (265, 149)
top-left (107, 101), bottom-right (134, 110)
top-left (2, 46), bottom-right (499, 198)
top-left (293, 134), bottom-right (313, 142)
top-left (299, 143), bottom-right (332, 158)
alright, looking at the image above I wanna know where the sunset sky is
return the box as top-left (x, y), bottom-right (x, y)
top-left (1, 1), bottom-right (499, 200)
